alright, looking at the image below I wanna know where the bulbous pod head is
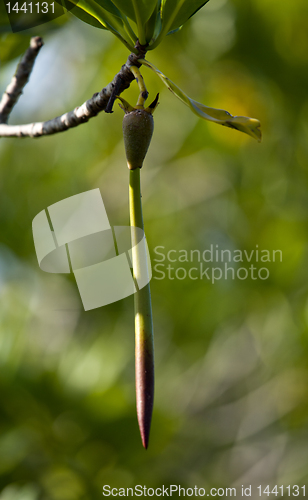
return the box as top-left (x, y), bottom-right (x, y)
top-left (123, 109), bottom-right (154, 170)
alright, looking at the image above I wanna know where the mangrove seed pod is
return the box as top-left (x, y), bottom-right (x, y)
top-left (123, 109), bottom-right (154, 170)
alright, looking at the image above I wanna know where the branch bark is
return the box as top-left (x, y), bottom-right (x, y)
top-left (0, 36), bottom-right (44, 124)
top-left (0, 38), bottom-right (147, 138)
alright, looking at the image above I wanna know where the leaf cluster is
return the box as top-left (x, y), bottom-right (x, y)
top-left (62, 0), bottom-right (210, 51)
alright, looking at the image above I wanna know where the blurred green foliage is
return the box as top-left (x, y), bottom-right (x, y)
top-left (1, 0), bottom-right (308, 498)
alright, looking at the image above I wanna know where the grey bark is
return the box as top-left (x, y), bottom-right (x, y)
top-left (0, 37), bottom-right (146, 138)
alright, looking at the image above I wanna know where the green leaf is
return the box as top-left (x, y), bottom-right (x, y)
top-left (66, 0), bottom-right (108, 28)
top-left (166, 26), bottom-right (182, 36)
top-left (161, 0), bottom-right (209, 33)
top-left (110, 0), bottom-right (158, 44)
top-left (111, 0), bottom-right (157, 24)
top-left (66, 0), bottom-right (136, 50)
top-left (64, 0), bottom-right (106, 29)
top-left (67, 0), bottom-right (139, 44)
top-left (145, 2), bottom-right (162, 45)
top-left (161, 0), bottom-right (210, 33)
top-left (139, 59), bottom-right (262, 141)
top-left (149, 0), bottom-right (210, 49)
top-left (90, 0), bottom-right (124, 19)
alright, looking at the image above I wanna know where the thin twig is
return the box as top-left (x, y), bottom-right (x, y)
top-left (0, 38), bottom-right (147, 138)
top-left (0, 36), bottom-right (44, 124)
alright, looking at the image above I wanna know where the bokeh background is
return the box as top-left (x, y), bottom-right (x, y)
top-left (1, 0), bottom-right (308, 498)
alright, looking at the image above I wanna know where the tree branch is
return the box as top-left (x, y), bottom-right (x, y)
top-left (0, 36), bottom-right (44, 124)
top-left (0, 38), bottom-right (147, 138)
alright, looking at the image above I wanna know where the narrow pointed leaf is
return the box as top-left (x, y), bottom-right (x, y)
top-left (111, 0), bottom-right (157, 25)
top-left (67, 0), bottom-right (107, 28)
top-left (145, 2), bottom-right (162, 45)
top-left (161, 0), bottom-right (210, 35)
top-left (63, 0), bottom-right (107, 29)
top-left (110, 0), bottom-right (158, 44)
top-left (139, 59), bottom-right (262, 141)
top-left (90, 0), bottom-right (124, 19)
top-left (69, 0), bottom-right (138, 46)
top-left (167, 26), bottom-right (182, 36)
top-left (67, 0), bottom-right (135, 50)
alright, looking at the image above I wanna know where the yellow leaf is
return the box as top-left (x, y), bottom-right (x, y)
top-left (139, 58), bottom-right (262, 141)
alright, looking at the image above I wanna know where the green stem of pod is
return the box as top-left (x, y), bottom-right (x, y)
top-left (129, 168), bottom-right (154, 449)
